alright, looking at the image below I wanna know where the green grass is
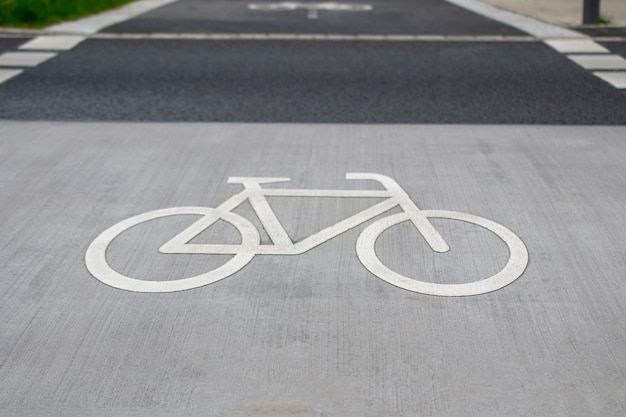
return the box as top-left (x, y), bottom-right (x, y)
top-left (0, 0), bottom-right (137, 28)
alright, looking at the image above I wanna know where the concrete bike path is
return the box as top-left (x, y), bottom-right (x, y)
top-left (1, 122), bottom-right (625, 417)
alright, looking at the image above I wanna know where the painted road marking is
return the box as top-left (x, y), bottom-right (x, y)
top-left (593, 71), bottom-right (626, 89)
top-left (0, 51), bottom-right (57, 67)
top-left (0, 50), bottom-right (57, 85)
top-left (0, 69), bottom-right (22, 83)
top-left (545, 39), bottom-right (609, 53)
top-left (567, 54), bottom-right (626, 70)
top-left (444, 0), bottom-right (626, 90)
top-left (0, 37), bottom-right (86, 85)
top-left (540, 39), bottom-right (626, 91)
top-left (249, 2), bottom-right (372, 19)
top-left (19, 35), bottom-right (86, 51)
top-left (32, 32), bottom-right (538, 41)
top-left (85, 173), bottom-right (528, 296)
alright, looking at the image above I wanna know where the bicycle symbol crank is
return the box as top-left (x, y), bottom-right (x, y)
top-left (85, 173), bottom-right (528, 296)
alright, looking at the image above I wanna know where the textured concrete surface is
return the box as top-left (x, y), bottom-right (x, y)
top-left (0, 122), bottom-right (625, 417)
top-left (1, 0), bottom-right (625, 415)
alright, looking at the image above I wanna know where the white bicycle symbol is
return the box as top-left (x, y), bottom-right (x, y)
top-left (248, 2), bottom-right (372, 18)
top-left (85, 173), bottom-right (528, 296)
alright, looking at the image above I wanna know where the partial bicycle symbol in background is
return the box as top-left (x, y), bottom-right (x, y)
top-left (85, 173), bottom-right (528, 296)
top-left (248, 2), bottom-right (372, 19)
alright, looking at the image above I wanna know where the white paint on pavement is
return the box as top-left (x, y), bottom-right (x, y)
top-left (539, 40), bottom-right (626, 91)
top-left (447, 0), bottom-right (626, 90)
top-left (593, 71), bottom-right (626, 89)
top-left (545, 39), bottom-right (609, 53)
top-left (3, 0), bottom-right (173, 83)
top-left (567, 54), bottom-right (626, 70)
top-left (46, 0), bottom-right (179, 34)
top-left (445, 0), bottom-right (585, 39)
top-left (248, 2), bottom-right (372, 12)
top-left (86, 173), bottom-right (528, 296)
top-left (0, 69), bottom-right (22, 84)
top-left (356, 210), bottom-right (528, 297)
top-left (19, 36), bottom-right (86, 51)
top-left (249, 2), bottom-right (372, 19)
top-left (84, 32), bottom-right (537, 41)
top-left (0, 52), bottom-right (57, 67)
top-left (85, 207), bottom-right (259, 293)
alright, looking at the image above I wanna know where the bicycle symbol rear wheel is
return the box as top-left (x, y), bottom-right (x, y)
top-left (356, 210), bottom-right (528, 296)
top-left (85, 207), bottom-right (260, 293)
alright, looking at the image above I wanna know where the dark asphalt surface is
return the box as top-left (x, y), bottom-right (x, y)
top-left (0, 37), bottom-right (29, 53)
top-left (1, 39), bottom-right (625, 123)
top-left (104, 0), bottom-right (525, 35)
top-left (601, 41), bottom-right (626, 58)
top-left (1, 0), bottom-right (625, 123)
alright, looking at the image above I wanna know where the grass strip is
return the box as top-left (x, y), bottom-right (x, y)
top-left (0, 0), bottom-right (137, 28)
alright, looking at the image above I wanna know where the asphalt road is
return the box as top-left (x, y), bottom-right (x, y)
top-left (1, 38), bottom-right (625, 123)
top-left (1, 0), bottom-right (626, 416)
top-left (103, 0), bottom-right (525, 35)
top-left (0, 0), bottom-right (625, 123)
top-left (603, 41), bottom-right (626, 57)
top-left (0, 37), bottom-right (29, 53)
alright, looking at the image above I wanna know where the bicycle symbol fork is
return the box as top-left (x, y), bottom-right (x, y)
top-left (85, 173), bottom-right (528, 296)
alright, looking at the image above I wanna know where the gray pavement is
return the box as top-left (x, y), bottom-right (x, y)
top-left (1, 0), bottom-right (626, 416)
top-left (1, 122), bottom-right (625, 416)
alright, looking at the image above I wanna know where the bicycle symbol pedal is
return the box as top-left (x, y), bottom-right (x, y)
top-left (85, 173), bottom-right (528, 296)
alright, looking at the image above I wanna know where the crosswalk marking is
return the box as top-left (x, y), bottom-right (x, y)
top-left (567, 54), bottom-right (626, 70)
top-left (545, 39), bottom-right (609, 53)
top-left (0, 51), bottom-right (57, 67)
top-left (19, 36), bottom-right (86, 51)
top-left (0, 69), bottom-right (22, 83)
top-left (540, 38), bottom-right (626, 92)
top-left (0, 37), bottom-right (87, 85)
top-left (593, 71), bottom-right (626, 89)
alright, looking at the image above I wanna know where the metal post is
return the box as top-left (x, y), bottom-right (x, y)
top-left (583, 0), bottom-right (600, 24)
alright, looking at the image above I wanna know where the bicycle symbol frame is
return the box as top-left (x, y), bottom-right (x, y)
top-left (85, 173), bottom-right (528, 296)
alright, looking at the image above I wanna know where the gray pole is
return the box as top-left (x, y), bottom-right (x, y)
top-left (583, 0), bottom-right (600, 24)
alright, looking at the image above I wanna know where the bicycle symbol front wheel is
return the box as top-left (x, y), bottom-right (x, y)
top-left (356, 211), bottom-right (528, 296)
top-left (85, 207), bottom-right (260, 293)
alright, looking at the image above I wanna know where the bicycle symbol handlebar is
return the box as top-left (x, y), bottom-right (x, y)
top-left (85, 173), bottom-right (528, 296)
